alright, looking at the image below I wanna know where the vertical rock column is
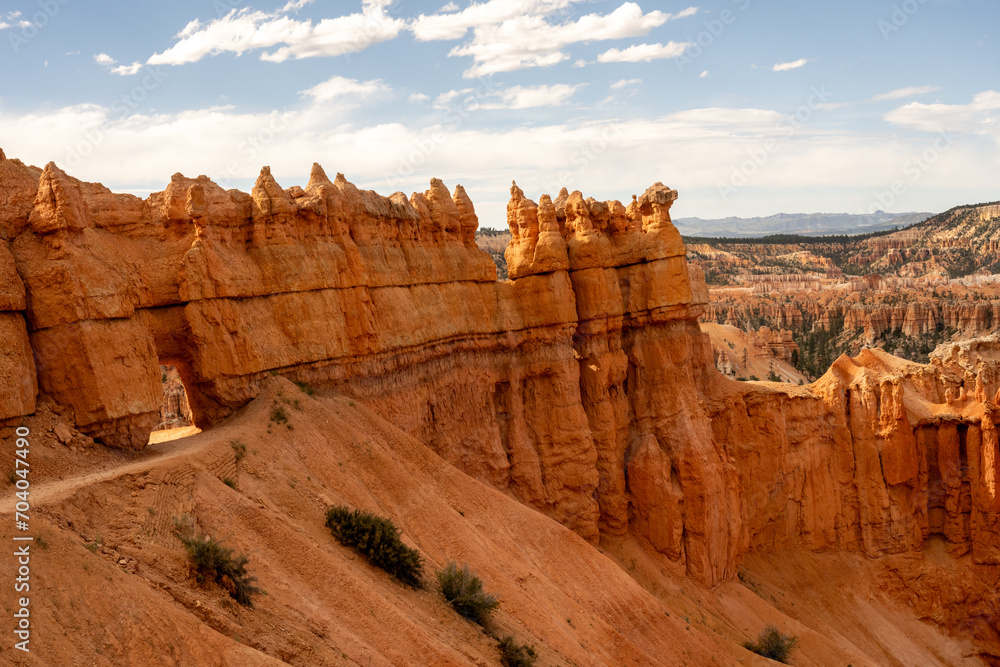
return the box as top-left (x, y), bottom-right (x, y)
top-left (0, 241), bottom-right (36, 422)
top-left (609, 185), bottom-right (745, 585)
top-left (14, 163), bottom-right (161, 448)
top-left (0, 150), bottom-right (39, 423)
top-left (971, 404), bottom-right (1000, 563)
top-left (502, 183), bottom-right (602, 541)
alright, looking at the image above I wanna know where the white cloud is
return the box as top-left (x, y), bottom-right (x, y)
top-left (772, 58), bottom-right (809, 72)
top-left (871, 85), bottom-right (940, 102)
top-left (0, 10), bottom-right (20, 29)
top-left (111, 62), bottom-right (144, 76)
top-left (280, 0), bottom-right (314, 11)
top-left (1, 12), bottom-right (31, 30)
top-left (408, 93), bottom-right (430, 103)
top-left (0, 10), bottom-right (18, 29)
top-left (411, 0), bottom-right (576, 42)
top-left (699, 70), bottom-right (708, 78)
top-left (610, 78), bottom-right (642, 90)
top-left (148, 3), bottom-right (404, 66)
top-left (3, 95), bottom-right (995, 228)
top-left (433, 88), bottom-right (474, 109)
top-left (492, 84), bottom-right (580, 109)
top-left (433, 83), bottom-right (580, 110)
top-left (300, 76), bottom-right (390, 104)
top-left (885, 90), bottom-right (1000, 137)
top-left (139, 1), bottom-right (695, 75)
top-left (93, 53), bottom-right (117, 66)
top-left (448, 2), bottom-right (681, 77)
top-left (597, 41), bottom-right (690, 63)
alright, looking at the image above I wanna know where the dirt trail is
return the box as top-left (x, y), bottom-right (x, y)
top-left (0, 429), bottom-right (212, 515)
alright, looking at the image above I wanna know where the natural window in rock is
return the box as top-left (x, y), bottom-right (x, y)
top-left (149, 364), bottom-right (200, 444)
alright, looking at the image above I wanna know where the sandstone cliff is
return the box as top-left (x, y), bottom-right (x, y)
top-left (3, 150), bottom-right (1000, 650)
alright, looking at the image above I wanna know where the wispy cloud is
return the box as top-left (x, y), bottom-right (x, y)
top-left (871, 85), bottom-right (940, 102)
top-left (148, 1), bottom-right (404, 66)
top-left (130, 2), bottom-right (698, 77)
top-left (300, 76), bottom-right (390, 104)
top-left (491, 83), bottom-right (581, 109)
top-left (610, 78), bottom-right (642, 90)
top-left (111, 62), bottom-right (144, 76)
top-left (885, 90), bottom-right (1000, 137)
top-left (445, 2), bottom-right (690, 77)
top-left (772, 58), bottom-right (809, 72)
top-left (433, 83), bottom-right (581, 110)
top-left (280, 0), bottom-right (314, 11)
top-left (0, 10), bottom-right (26, 30)
top-left (597, 41), bottom-right (690, 63)
top-left (411, 0), bottom-right (577, 42)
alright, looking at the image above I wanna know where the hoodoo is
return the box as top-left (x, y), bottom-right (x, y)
top-left (1, 150), bottom-right (999, 655)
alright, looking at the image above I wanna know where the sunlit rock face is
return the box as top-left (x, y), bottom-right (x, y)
top-left (3, 150), bottom-right (1000, 599)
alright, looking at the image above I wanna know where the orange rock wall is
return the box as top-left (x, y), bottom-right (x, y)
top-left (3, 150), bottom-right (1000, 597)
top-left (0, 152), bottom-right (38, 422)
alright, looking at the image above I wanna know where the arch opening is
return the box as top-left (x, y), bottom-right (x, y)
top-left (148, 362), bottom-right (200, 445)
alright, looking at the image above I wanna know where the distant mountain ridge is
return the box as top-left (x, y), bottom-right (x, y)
top-left (674, 211), bottom-right (933, 237)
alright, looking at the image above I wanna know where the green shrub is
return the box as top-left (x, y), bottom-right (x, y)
top-left (230, 439), bottom-right (247, 463)
top-left (177, 531), bottom-right (263, 607)
top-left (325, 506), bottom-right (423, 587)
top-left (223, 477), bottom-right (237, 489)
top-left (743, 625), bottom-right (798, 663)
top-left (437, 561), bottom-right (499, 626)
top-left (270, 406), bottom-right (289, 424)
top-left (497, 636), bottom-right (537, 667)
top-left (294, 381), bottom-right (315, 396)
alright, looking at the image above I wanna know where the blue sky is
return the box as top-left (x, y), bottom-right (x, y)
top-left (0, 0), bottom-right (997, 228)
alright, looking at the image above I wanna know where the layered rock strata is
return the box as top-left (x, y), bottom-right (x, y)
top-left (2, 151), bottom-right (1000, 603)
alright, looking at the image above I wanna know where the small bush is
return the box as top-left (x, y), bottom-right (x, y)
top-left (230, 439), bottom-right (247, 463)
top-left (294, 381), bottom-right (315, 396)
top-left (270, 406), bottom-right (289, 424)
top-left (85, 534), bottom-right (103, 554)
top-left (498, 636), bottom-right (537, 667)
top-left (177, 531), bottom-right (263, 607)
top-left (743, 625), bottom-right (798, 664)
top-left (325, 506), bottom-right (423, 587)
top-left (223, 477), bottom-right (237, 489)
top-left (437, 561), bottom-right (499, 626)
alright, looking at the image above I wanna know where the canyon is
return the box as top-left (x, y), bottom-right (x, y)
top-left (684, 204), bottom-right (1000, 381)
top-left (2, 149), bottom-right (1000, 664)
